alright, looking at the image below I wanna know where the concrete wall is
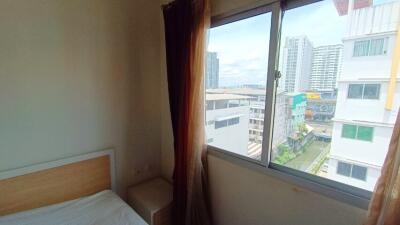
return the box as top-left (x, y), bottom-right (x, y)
top-left (0, 0), bottom-right (162, 198)
top-left (327, 157), bottom-right (380, 191)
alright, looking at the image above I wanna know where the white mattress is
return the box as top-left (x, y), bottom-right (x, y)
top-left (0, 190), bottom-right (148, 225)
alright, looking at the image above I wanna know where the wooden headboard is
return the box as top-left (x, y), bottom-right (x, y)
top-left (0, 149), bottom-right (116, 216)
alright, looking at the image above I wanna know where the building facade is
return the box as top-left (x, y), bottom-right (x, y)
top-left (282, 36), bottom-right (313, 92)
top-left (205, 93), bottom-right (251, 156)
top-left (328, 1), bottom-right (400, 191)
top-left (310, 44), bottom-right (343, 91)
top-left (305, 91), bottom-right (337, 121)
top-left (205, 52), bottom-right (219, 89)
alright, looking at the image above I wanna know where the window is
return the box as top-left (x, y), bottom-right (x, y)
top-left (206, 101), bottom-right (214, 110)
top-left (348, 84), bottom-right (380, 99)
top-left (363, 84), bottom-right (380, 99)
top-left (353, 38), bottom-right (387, 57)
top-left (215, 120), bottom-right (228, 129)
top-left (337, 161), bottom-right (352, 176)
top-left (353, 40), bottom-right (370, 57)
top-left (342, 124), bottom-right (357, 139)
top-left (356, 126), bottom-right (374, 142)
top-left (214, 117), bottom-right (241, 129)
top-left (341, 124), bottom-right (373, 142)
top-left (228, 117), bottom-right (240, 126)
top-left (205, 10), bottom-right (271, 158)
top-left (352, 165), bottom-right (368, 181)
top-left (206, 0), bottom-right (398, 203)
top-left (348, 84), bottom-right (363, 99)
top-left (337, 161), bottom-right (367, 181)
top-left (215, 100), bottom-right (228, 109)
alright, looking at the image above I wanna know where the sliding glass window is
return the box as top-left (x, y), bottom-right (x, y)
top-left (205, 0), bottom-right (400, 205)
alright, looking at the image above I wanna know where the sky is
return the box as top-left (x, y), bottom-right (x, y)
top-left (207, 0), bottom-right (397, 87)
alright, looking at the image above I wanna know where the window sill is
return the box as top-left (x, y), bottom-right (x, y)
top-left (207, 145), bottom-right (371, 210)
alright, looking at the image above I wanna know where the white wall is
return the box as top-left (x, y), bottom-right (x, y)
top-left (209, 156), bottom-right (366, 225)
top-left (331, 121), bottom-right (392, 167)
top-left (341, 35), bottom-right (398, 81)
top-left (335, 82), bottom-right (400, 124)
top-left (327, 158), bottom-right (380, 191)
top-left (0, 0), bottom-right (162, 199)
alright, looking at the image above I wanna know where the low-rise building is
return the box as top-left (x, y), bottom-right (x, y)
top-left (205, 93), bottom-right (251, 156)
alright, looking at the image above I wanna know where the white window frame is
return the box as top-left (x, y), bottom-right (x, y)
top-left (353, 37), bottom-right (388, 57)
top-left (206, 0), bottom-right (371, 209)
top-left (347, 83), bottom-right (381, 100)
top-left (337, 161), bottom-right (368, 181)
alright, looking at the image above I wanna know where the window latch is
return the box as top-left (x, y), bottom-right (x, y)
top-left (275, 70), bottom-right (282, 86)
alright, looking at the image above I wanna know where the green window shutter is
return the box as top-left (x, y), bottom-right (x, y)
top-left (342, 124), bottom-right (357, 139)
top-left (357, 126), bottom-right (373, 141)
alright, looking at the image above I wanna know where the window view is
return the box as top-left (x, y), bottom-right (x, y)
top-left (205, 12), bottom-right (271, 159)
top-left (206, 0), bottom-right (400, 192)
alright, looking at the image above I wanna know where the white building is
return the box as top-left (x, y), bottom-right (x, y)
top-left (282, 36), bottom-right (313, 92)
top-left (328, 1), bottom-right (400, 191)
top-left (205, 93), bottom-right (251, 156)
top-left (206, 88), bottom-right (289, 160)
top-left (310, 44), bottom-right (343, 91)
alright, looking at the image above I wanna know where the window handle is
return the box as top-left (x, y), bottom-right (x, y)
top-left (275, 70), bottom-right (282, 86)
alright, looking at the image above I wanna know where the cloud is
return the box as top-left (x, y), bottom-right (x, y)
top-left (208, 0), bottom-right (347, 87)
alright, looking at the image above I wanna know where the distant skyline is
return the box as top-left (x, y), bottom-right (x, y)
top-left (207, 0), bottom-right (396, 87)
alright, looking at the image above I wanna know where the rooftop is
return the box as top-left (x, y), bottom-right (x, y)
top-left (208, 88), bottom-right (287, 96)
top-left (206, 93), bottom-right (253, 101)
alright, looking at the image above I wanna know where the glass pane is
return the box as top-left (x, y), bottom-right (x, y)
top-left (205, 12), bottom-right (272, 159)
top-left (215, 120), bottom-right (228, 129)
top-left (351, 165), bottom-right (367, 180)
top-left (369, 38), bottom-right (384, 56)
top-left (337, 161), bottom-right (351, 177)
top-left (357, 126), bottom-right (373, 141)
top-left (363, 84), bottom-right (380, 99)
top-left (353, 40), bottom-right (370, 57)
top-left (348, 84), bottom-right (363, 99)
top-left (271, 0), bottom-right (399, 192)
top-left (342, 124), bottom-right (357, 139)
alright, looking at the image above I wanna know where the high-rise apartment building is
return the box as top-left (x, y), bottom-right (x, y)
top-left (282, 36), bottom-right (313, 92)
top-left (205, 52), bottom-right (219, 89)
top-left (310, 45), bottom-right (343, 91)
top-left (328, 1), bottom-right (400, 191)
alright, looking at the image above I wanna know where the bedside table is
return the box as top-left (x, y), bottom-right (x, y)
top-left (127, 178), bottom-right (172, 225)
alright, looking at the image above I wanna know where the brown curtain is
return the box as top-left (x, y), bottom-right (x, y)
top-left (162, 1), bottom-right (212, 225)
top-left (365, 109), bottom-right (400, 225)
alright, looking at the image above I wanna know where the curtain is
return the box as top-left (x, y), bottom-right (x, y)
top-left (365, 109), bottom-right (400, 225)
top-left (162, 1), bottom-right (212, 225)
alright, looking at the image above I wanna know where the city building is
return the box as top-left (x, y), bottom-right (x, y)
top-left (205, 93), bottom-right (251, 156)
top-left (310, 44), bottom-right (343, 91)
top-left (205, 52), bottom-right (219, 89)
top-left (207, 88), bottom-right (289, 159)
top-left (328, 1), bottom-right (400, 191)
top-left (286, 92), bottom-right (307, 134)
top-left (285, 92), bottom-right (308, 151)
top-left (305, 91), bottom-right (337, 121)
top-left (281, 36), bottom-right (313, 92)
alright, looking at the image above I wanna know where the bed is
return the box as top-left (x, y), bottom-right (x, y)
top-left (0, 149), bottom-right (148, 225)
